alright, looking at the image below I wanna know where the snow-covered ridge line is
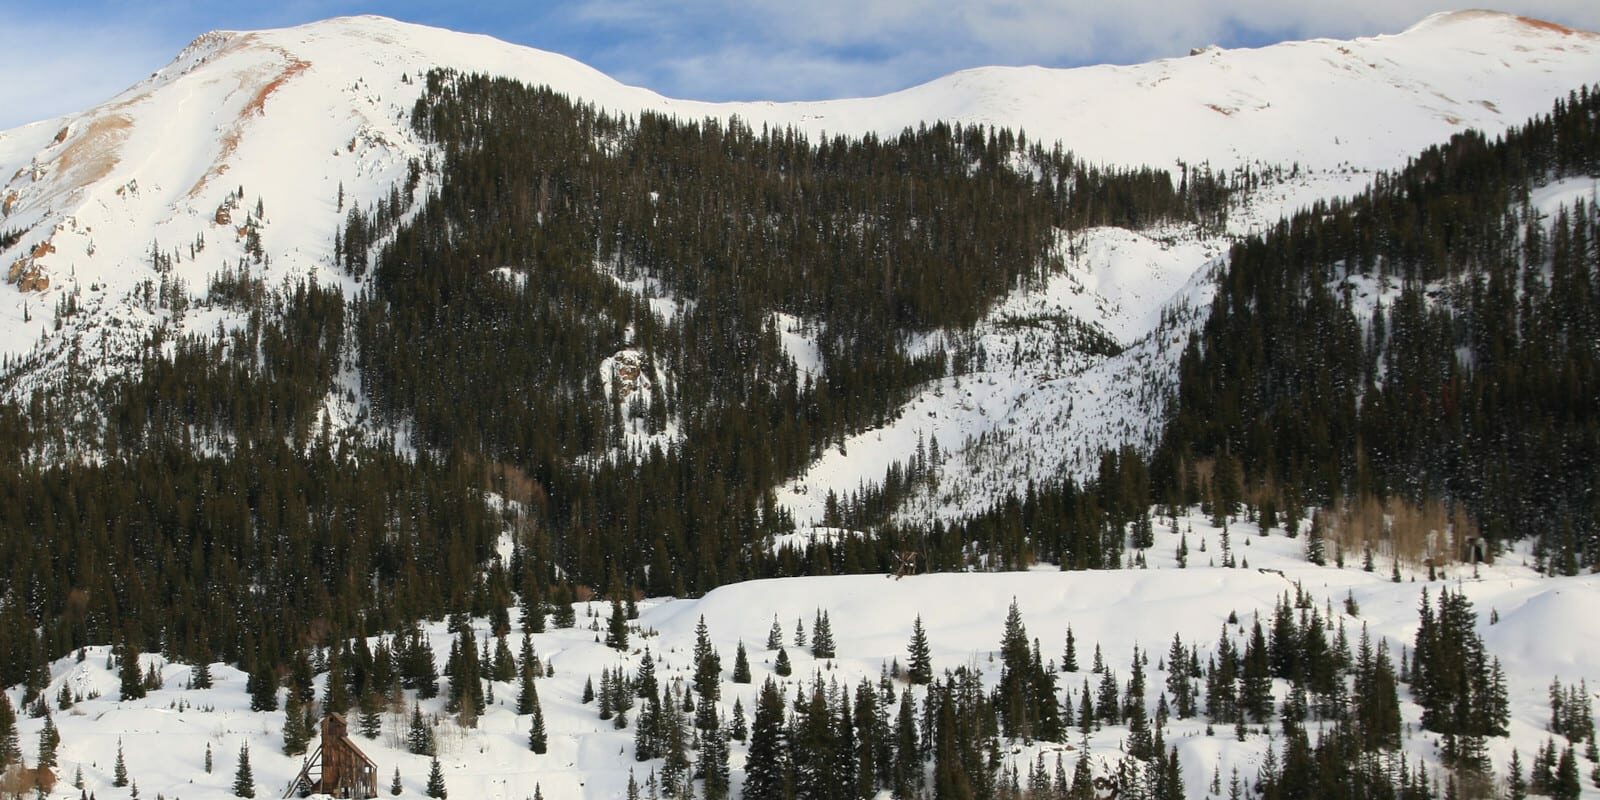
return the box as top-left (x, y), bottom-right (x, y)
top-left (0, 11), bottom-right (1594, 362)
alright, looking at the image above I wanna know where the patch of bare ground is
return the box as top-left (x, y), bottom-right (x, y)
top-left (53, 113), bottom-right (133, 194)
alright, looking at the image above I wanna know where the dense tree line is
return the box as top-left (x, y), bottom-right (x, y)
top-left (355, 70), bottom-right (1225, 595)
top-left (0, 71), bottom-right (1225, 688)
top-left (1155, 85), bottom-right (1600, 564)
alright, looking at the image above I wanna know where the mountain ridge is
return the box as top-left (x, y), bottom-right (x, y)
top-left (4, 10), bottom-right (1597, 365)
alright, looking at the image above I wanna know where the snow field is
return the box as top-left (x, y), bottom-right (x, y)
top-left (11, 507), bottom-right (1599, 799)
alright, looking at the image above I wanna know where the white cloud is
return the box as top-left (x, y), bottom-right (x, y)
top-left (5, 0), bottom-right (1599, 130)
top-left (569, 0), bottom-right (1600, 100)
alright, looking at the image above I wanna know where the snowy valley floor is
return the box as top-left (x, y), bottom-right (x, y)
top-left (9, 508), bottom-right (1600, 799)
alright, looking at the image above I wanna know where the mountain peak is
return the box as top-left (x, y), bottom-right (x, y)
top-left (2, 9), bottom-right (1598, 389)
top-left (1402, 8), bottom-right (1596, 37)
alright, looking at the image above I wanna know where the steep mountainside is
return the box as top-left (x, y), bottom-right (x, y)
top-left (1, 11), bottom-right (1598, 396)
top-left (0, 9), bottom-right (1596, 714)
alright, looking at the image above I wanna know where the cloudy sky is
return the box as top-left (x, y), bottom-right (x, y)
top-left (4, 0), bottom-right (1599, 129)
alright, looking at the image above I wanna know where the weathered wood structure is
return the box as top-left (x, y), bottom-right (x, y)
top-left (284, 714), bottom-right (379, 799)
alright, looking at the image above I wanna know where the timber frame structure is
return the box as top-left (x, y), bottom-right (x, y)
top-left (283, 714), bottom-right (379, 799)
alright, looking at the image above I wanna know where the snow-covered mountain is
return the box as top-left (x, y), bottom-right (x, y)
top-left (0, 11), bottom-right (1597, 504)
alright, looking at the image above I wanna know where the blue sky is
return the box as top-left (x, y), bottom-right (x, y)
top-left (4, 0), bottom-right (1600, 129)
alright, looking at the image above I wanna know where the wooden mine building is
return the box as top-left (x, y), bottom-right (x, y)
top-left (285, 714), bottom-right (379, 799)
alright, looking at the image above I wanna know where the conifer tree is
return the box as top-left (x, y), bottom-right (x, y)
top-left (233, 741), bottom-right (255, 798)
top-left (426, 756), bottom-right (447, 799)
top-left (1126, 646), bottom-right (1153, 760)
top-left (744, 679), bottom-right (789, 800)
top-left (607, 595), bottom-right (630, 651)
top-left (492, 633), bottom-right (517, 682)
top-left (359, 692), bottom-right (383, 739)
top-left (37, 713), bottom-right (58, 770)
top-left (0, 693), bottom-right (17, 771)
top-left (660, 698), bottom-right (690, 798)
top-left (766, 616), bottom-right (783, 650)
top-left (907, 616), bottom-right (932, 685)
top-left (192, 657), bottom-right (213, 690)
top-left (636, 650), bottom-right (657, 698)
top-left (892, 688), bottom-right (921, 799)
top-left (205, 742), bottom-right (214, 773)
top-left (529, 683), bottom-right (548, 754)
top-left (283, 691), bottom-right (311, 756)
top-left (700, 704), bottom-right (730, 800)
top-left (997, 599), bottom-right (1033, 739)
top-left (119, 638), bottom-right (146, 701)
top-left (729, 697), bottom-right (747, 742)
top-left (407, 703), bottom-right (434, 755)
top-left (325, 645), bottom-right (350, 713)
top-left (1062, 625), bottom-right (1078, 673)
top-left (812, 610), bottom-right (836, 659)
top-left (732, 642), bottom-right (751, 684)
top-left (774, 647), bottom-right (792, 677)
top-left (518, 659), bottom-right (538, 716)
top-left (113, 739), bottom-right (129, 787)
top-left (692, 616), bottom-right (721, 702)
top-left (391, 766), bottom-right (403, 796)
top-left (247, 656), bottom-right (277, 712)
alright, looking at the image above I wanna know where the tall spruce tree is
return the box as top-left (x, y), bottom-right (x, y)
top-left (282, 691), bottom-right (311, 756)
top-left (732, 642), bottom-right (752, 684)
top-left (0, 693), bottom-right (17, 771)
top-left (812, 610), bottom-right (836, 659)
top-left (529, 682), bottom-right (548, 754)
top-left (744, 679), bottom-right (789, 800)
top-left (113, 738), bottom-right (129, 787)
top-left (426, 755), bottom-right (448, 799)
top-left (233, 741), bottom-right (255, 798)
top-left (907, 616), bottom-right (933, 685)
top-left (119, 638), bottom-right (145, 701)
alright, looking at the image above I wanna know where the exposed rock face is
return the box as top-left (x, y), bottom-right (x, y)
top-left (17, 270), bottom-right (49, 292)
top-left (5, 239), bottom-right (55, 292)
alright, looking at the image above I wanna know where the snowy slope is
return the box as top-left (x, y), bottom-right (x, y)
top-left (9, 508), bottom-right (1598, 799)
top-left (2, 11), bottom-right (1599, 378)
top-left (0, 12), bottom-right (1597, 508)
top-left (777, 169), bottom-right (1375, 527)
